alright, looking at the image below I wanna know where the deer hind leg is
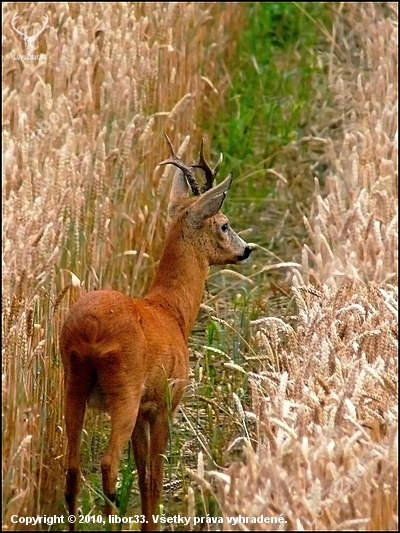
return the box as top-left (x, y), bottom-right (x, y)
top-left (97, 359), bottom-right (142, 519)
top-left (131, 416), bottom-right (150, 521)
top-left (143, 409), bottom-right (170, 531)
top-left (101, 399), bottom-right (140, 519)
top-left (64, 359), bottom-right (95, 530)
top-left (143, 382), bottom-right (186, 530)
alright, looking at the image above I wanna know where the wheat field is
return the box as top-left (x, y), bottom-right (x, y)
top-left (192, 3), bottom-right (398, 530)
top-left (2, 2), bottom-right (398, 531)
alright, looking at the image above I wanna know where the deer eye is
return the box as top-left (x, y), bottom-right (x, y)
top-left (221, 223), bottom-right (229, 233)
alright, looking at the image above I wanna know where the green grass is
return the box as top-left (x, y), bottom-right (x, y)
top-left (204, 2), bottom-right (332, 258)
top-left (210, 2), bottom-right (331, 173)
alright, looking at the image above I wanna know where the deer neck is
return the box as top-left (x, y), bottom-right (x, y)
top-left (145, 224), bottom-right (209, 340)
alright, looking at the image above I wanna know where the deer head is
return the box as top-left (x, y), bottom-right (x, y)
top-left (159, 134), bottom-right (252, 265)
top-left (11, 12), bottom-right (49, 55)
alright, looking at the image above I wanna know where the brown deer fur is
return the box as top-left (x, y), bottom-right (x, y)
top-left (60, 136), bottom-right (252, 530)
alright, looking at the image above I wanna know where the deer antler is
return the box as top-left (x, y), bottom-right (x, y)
top-left (11, 12), bottom-right (49, 41)
top-left (159, 134), bottom-right (201, 196)
top-left (30, 13), bottom-right (49, 40)
top-left (192, 138), bottom-right (223, 193)
top-left (11, 12), bottom-right (27, 39)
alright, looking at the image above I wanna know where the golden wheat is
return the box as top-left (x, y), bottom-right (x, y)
top-left (192, 3), bottom-right (398, 530)
top-left (193, 280), bottom-right (398, 529)
top-left (294, 2), bottom-right (398, 287)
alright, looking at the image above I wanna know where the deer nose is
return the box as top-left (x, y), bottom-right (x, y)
top-left (240, 246), bottom-right (253, 261)
top-left (243, 245), bottom-right (252, 259)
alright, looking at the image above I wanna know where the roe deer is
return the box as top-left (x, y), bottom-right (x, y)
top-left (60, 135), bottom-right (252, 530)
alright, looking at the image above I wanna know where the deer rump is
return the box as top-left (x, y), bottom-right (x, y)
top-left (61, 289), bottom-right (189, 416)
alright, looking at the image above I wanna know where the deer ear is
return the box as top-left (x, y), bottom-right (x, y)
top-left (187, 173), bottom-right (232, 227)
top-left (168, 169), bottom-right (190, 217)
